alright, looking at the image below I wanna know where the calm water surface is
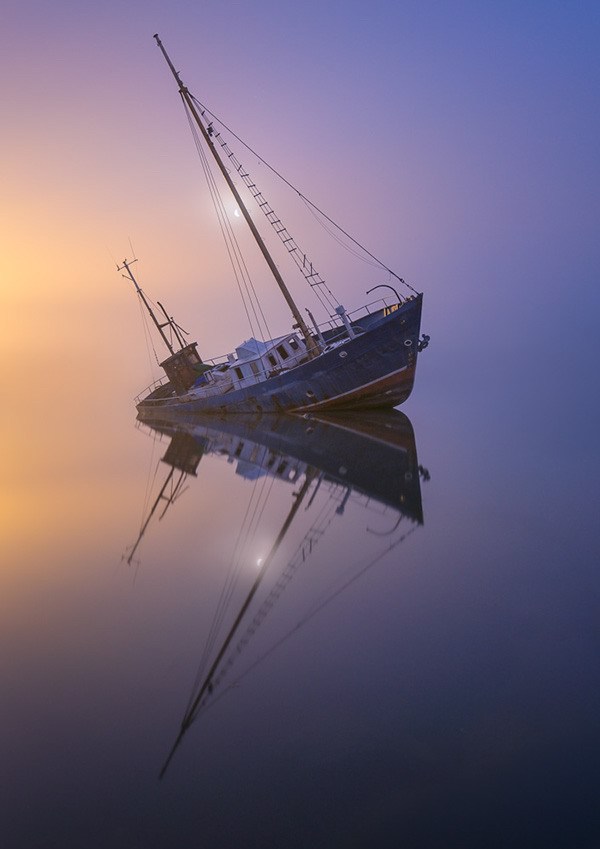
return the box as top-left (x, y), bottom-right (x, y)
top-left (4, 3), bottom-right (600, 845)
top-left (2, 362), bottom-right (599, 849)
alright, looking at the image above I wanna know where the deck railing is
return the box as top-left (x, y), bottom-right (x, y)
top-left (134, 296), bottom-right (408, 403)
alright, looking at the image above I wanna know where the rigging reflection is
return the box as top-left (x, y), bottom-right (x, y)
top-left (126, 410), bottom-right (428, 776)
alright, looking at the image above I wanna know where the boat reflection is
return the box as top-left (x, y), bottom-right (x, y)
top-left (127, 410), bottom-right (428, 776)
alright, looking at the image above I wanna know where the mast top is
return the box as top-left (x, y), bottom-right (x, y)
top-left (153, 34), bottom-right (186, 93)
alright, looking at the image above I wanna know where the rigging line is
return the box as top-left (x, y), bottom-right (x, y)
top-left (206, 127), bottom-right (338, 316)
top-left (184, 104), bottom-right (262, 340)
top-left (183, 101), bottom-right (273, 342)
top-left (208, 478), bottom-right (345, 690)
top-left (139, 440), bottom-right (161, 533)
top-left (184, 100), bottom-right (273, 340)
top-left (141, 443), bottom-right (163, 521)
top-left (137, 294), bottom-right (160, 370)
top-left (106, 244), bottom-right (119, 268)
top-left (143, 289), bottom-right (182, 350)
top-left (188, 476), bottom-right (261, 696)
top-left (198, 525), bottom-right (418, 719)
top-left (218, 469), bottom-right (273, 611)
top-left (158, 470), bottom-right (189, 520)
top-left (206, 120), bottom-right (339, 316)
top-left (183, 466), bottom-right (293, 724)
top-left (168, 471), bottom-right (317, 749)
top-left (128, 236), bottom-right (137, 261)
top-left (215, 470), bottom-right (277, 636)
top-left (185, 107), bottom-right (260, 340)
top-left (190, 94), bottom-right (419, 295)
top-left (301, 196), bottom-right (383, 269)
top-left (307, 524), bottom-right (417, 620)
top-left (199, 143), bottom-right (273, 345)
top-left (205, 167), bottom-right (275, 344)
top-left (207, 478), bottom-right (266, 643)
top-left (207, 482), bottom-right (376, 690)
top-left (187, 470), bottom-right (276, 701)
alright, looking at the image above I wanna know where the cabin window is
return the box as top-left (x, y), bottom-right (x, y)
top-left (250, 361), bottom-right (260, 376)
top-left (267, 354), bottom-right (277, 367)
top-left (288, 337), bottom-right (299, 350)
top-left (234, 367), bottom-right (244, 380)
top-left (276, 344), bottom-right (289, 360)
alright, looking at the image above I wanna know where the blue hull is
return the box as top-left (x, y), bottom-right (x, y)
top-left (137, 294), bottom-right (422, 417)
top-left (138, 410), bottom-right (423, 523)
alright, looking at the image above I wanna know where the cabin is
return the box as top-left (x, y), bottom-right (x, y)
top-left (226, 334), bottom-right (307, 390)
top-left (188, 332), bottom-right (308, 397)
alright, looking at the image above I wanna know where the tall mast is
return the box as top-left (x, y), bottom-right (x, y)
top-left (153, 34), bottom-right (319, 357)
top-left (119, 258), bottom-right (175, 356)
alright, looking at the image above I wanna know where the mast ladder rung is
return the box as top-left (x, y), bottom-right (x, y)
top-left (199, 113), bottom-right (328, 307)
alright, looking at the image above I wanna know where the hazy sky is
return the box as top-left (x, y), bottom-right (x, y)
top-left (1, 0), bottom-right (599, 445)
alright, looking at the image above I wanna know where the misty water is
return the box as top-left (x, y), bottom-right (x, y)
top-left (3, 348), bottom-right (599, 849)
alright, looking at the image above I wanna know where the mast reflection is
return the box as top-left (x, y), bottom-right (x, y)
top-left (128, 410), bottom-right (428, 776)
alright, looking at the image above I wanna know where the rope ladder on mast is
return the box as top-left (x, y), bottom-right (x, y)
top-left (190, 96), bottom-right (340, 318)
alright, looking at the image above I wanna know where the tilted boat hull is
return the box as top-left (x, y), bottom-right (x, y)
top-left (137, 408), bottom-right (424, 523)
top-left (137, 294), bottom-right (422, 417)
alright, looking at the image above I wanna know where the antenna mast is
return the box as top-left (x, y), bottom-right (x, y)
top-left (119, 258), bottom-right (175, 356)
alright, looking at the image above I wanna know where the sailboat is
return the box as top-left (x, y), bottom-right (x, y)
top-left (123, 35), bottom-right (428, 418)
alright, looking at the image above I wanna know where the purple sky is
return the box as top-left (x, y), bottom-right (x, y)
top-left (2, 0), bottom-right (599, 434)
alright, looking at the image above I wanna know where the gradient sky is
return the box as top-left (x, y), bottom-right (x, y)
top-left (2, 6), bottom-right (600, 844)
top-left (2, 0), bottom-right (600, 533)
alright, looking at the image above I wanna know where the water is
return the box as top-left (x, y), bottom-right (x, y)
top-left (2, 356), bottom-right (599, 848)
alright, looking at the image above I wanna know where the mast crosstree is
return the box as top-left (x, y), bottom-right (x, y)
top-left (119, 258), bottom-right (188, 356)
